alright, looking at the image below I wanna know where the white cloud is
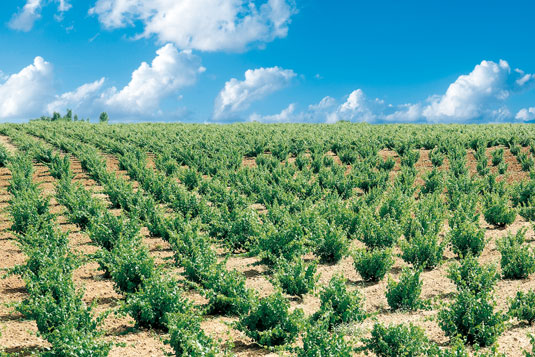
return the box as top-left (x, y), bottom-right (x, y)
top-left (8, 0), bottom-right (72, 31)
top-left (250, 103), bottom-right (296, 122)
top-left (516, 107), bottom-right (535, 121)
top-left (47, 78), bottom-right (106, 114)
top-left (249, 59), bottom-right (534, 124)
top-left (0, 57), bottom-right (53, 120)
top-left (89, 0), bottom-right (295, 52)
top-left (214, 66), bottom-right (296, 119)
top-left (104, 43), bottom-right (204, 113)
top-left (422, 60), bottom-right (534, 122)
top-left (46, 43), bottom-right (203, 118)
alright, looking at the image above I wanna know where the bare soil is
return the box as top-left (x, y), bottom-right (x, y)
top-left (2, 142), bottom-right (535, 356)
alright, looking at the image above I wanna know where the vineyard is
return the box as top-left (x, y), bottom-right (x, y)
top-left (1, 120), bottom-right (535, 356)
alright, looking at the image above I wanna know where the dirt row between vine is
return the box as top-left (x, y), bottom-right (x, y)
top-left (3, 132), bottom-right (535, 356)
top-left (94, 143), bottom-right (535, 355)
top-left (0, 134), bottom-right (171, 356)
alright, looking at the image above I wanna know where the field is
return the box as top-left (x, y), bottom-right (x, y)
top-left (1, 120), bottom-right (535, 356)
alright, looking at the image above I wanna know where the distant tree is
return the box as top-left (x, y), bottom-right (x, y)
top-left (52, 112), bottom-right (61, 121)
top-left (99, 112), bottom-right (109, 123)
top-left (65, 109), bottom-right (73, 121)
top-left (74, 114), bottom-right (79, 121)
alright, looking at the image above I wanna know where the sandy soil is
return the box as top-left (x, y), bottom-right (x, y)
top-left (2, 138), bottom-right (535, 356)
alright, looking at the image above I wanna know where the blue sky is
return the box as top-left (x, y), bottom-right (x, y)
top-left (0, 0), bottom-right (534, 123)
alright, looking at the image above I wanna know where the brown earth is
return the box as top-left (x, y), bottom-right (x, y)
top-left (2, 139), bottom-right (535, 356)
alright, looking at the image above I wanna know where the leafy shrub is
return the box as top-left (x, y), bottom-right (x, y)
top-left (483, 194), bottom-right (517, 227)
top-left (447, 254), bottom-right (499, 295)
top-left (400, 149), bottom-right (420, 168)
top-left (378, 188), bottom-right (412, 224)
top-left (400, 231), bottom-right (446, 270)
top-left (88, 211), bottom-right (139, 251)
top-left (204, 268), bottom-right (254, 316)
top-left (256, 216), bottom-right (307, 266)
top-left (421, 167), bottom-right (444, 194)
top-left (448, 220), bottom-right (487, 258)
top-left (404, 193), bottom-right (445, 239)
top-left (179, 168), bottom-right (200, 190)
top-left (492, 148), bottom-right (504, 166)
top-left (297, 314), bottom-right (353, 357)
top-left (312, 221), bottom-right (349, 264)
top-left (430, 148), bottom-right (444, 167)
top-left (498, 162), bottom-right (508, 175)
top-left (362, 323), bottom-right (433, 357)
top-left (519, 152), bottom-right (535, 172)
top-left (440, 255), bottom-right (505, 346)
top-left (125, 274), bottom-right (188, 329)
top-left (386, 268), bottom-right (422, 311)
top-left (0, 144), bottom-right (10, 167)
top-left (357, 208), bottom-right (401, 249)
top-left (236, 292), bottom-right (303, 347)
top-left (97, 238), bottom-right (155, 293)
top-left (509, 289), bottom-right (535, 325)
top-left (510, 144), bottom-right (521, 156)
top-left (377, 156), bottom-right (395, 171)
top-left (272, 258), bottom-right (318, 297)
top-left (512, 179), bottom-right (535, 207)
top-left (438, 289), bottom-right (506, 346)
top-left (497, 229), bottom-right (535, 279)
top-left (9, 189), bottom-right (52, 234)
top-left (313, 275), bottom-right (366, 328)
top-left (353, 248), bottom-right (394, 282)
top-left (166, 311), bottom-right (219, 356)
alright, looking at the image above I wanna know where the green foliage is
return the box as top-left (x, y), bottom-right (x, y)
top-left (272, 258), bottom-right (318, 297)
top-left (448, 219), bottom-right (487, 258)
top-left (440, 256), bottom-right (505, 346)
top-left (400, 149), bottom-right (420, 168)
top-left (430, 147), bottom-right (444, 167)
top-left (509, 289), bottom-right (535, 325)
top-left (0, 144), bottom-right (10, 167)
top-left (99, 112), bottom-right (109, 123)
top-left (483, 193), bottom-right (517, 227)
top-left (125, 274), bottom-right (189, 329)
top-left (312, 220), bottom-right (349, 264)
top-left (353, 248), bottom-right (394, 282)
top-left (256, 216), bottom-right (307, 266)
top-left (357, 207), bottom-right (401, 249)
top-left (313, 275), bottom-right (366, 328)
top-left (491, 148), bottom-right (504, 166)
top-left (400, 231), bottom-right (446, 270)
top-left (362, 323), bottom-right (433, 357)
top-left (166, 311), bottom-right (219, 356)
top-left (236, 292), bottom-right (303, 347)
top-left (421, 167), bottom-right (444, 194)
top-left (447, 255), bottom-right (499, 295)
top-left (297, 314), bottom-right (353, 357)
top-left (438, 289), bottom-right (506, 347)
top-left (96, 238), bottom-right (155, 293)
top-left (204, 268), bottom-right (254, 316)
top-left (386, 268), bottom-right (422, 311)
top-left (497, 229), bottom-right (535, 279)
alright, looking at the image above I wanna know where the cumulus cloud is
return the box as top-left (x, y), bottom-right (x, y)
top-left (422, 60), bottom-right (534, 122)
top-left (516, 107), bottom-right (535, 121)
top-left (250, 103), bottom-right (296, 123)
top-left (104, 44), bottom-right (204, 113)
top-left (46, 44), bottom-right (203, 118)
top-left (47, 78), bottom-right (106, 114)
top-left (250, 59), bottom-right (534, 124)
top-left (89, 0), bottom-right (295, 52)
top-left (214, 66), bottom-right (296, 119)
top-left (0, 56), bottom-right (53, 120)
top-left (8, 0), bottom-right (71, 31)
